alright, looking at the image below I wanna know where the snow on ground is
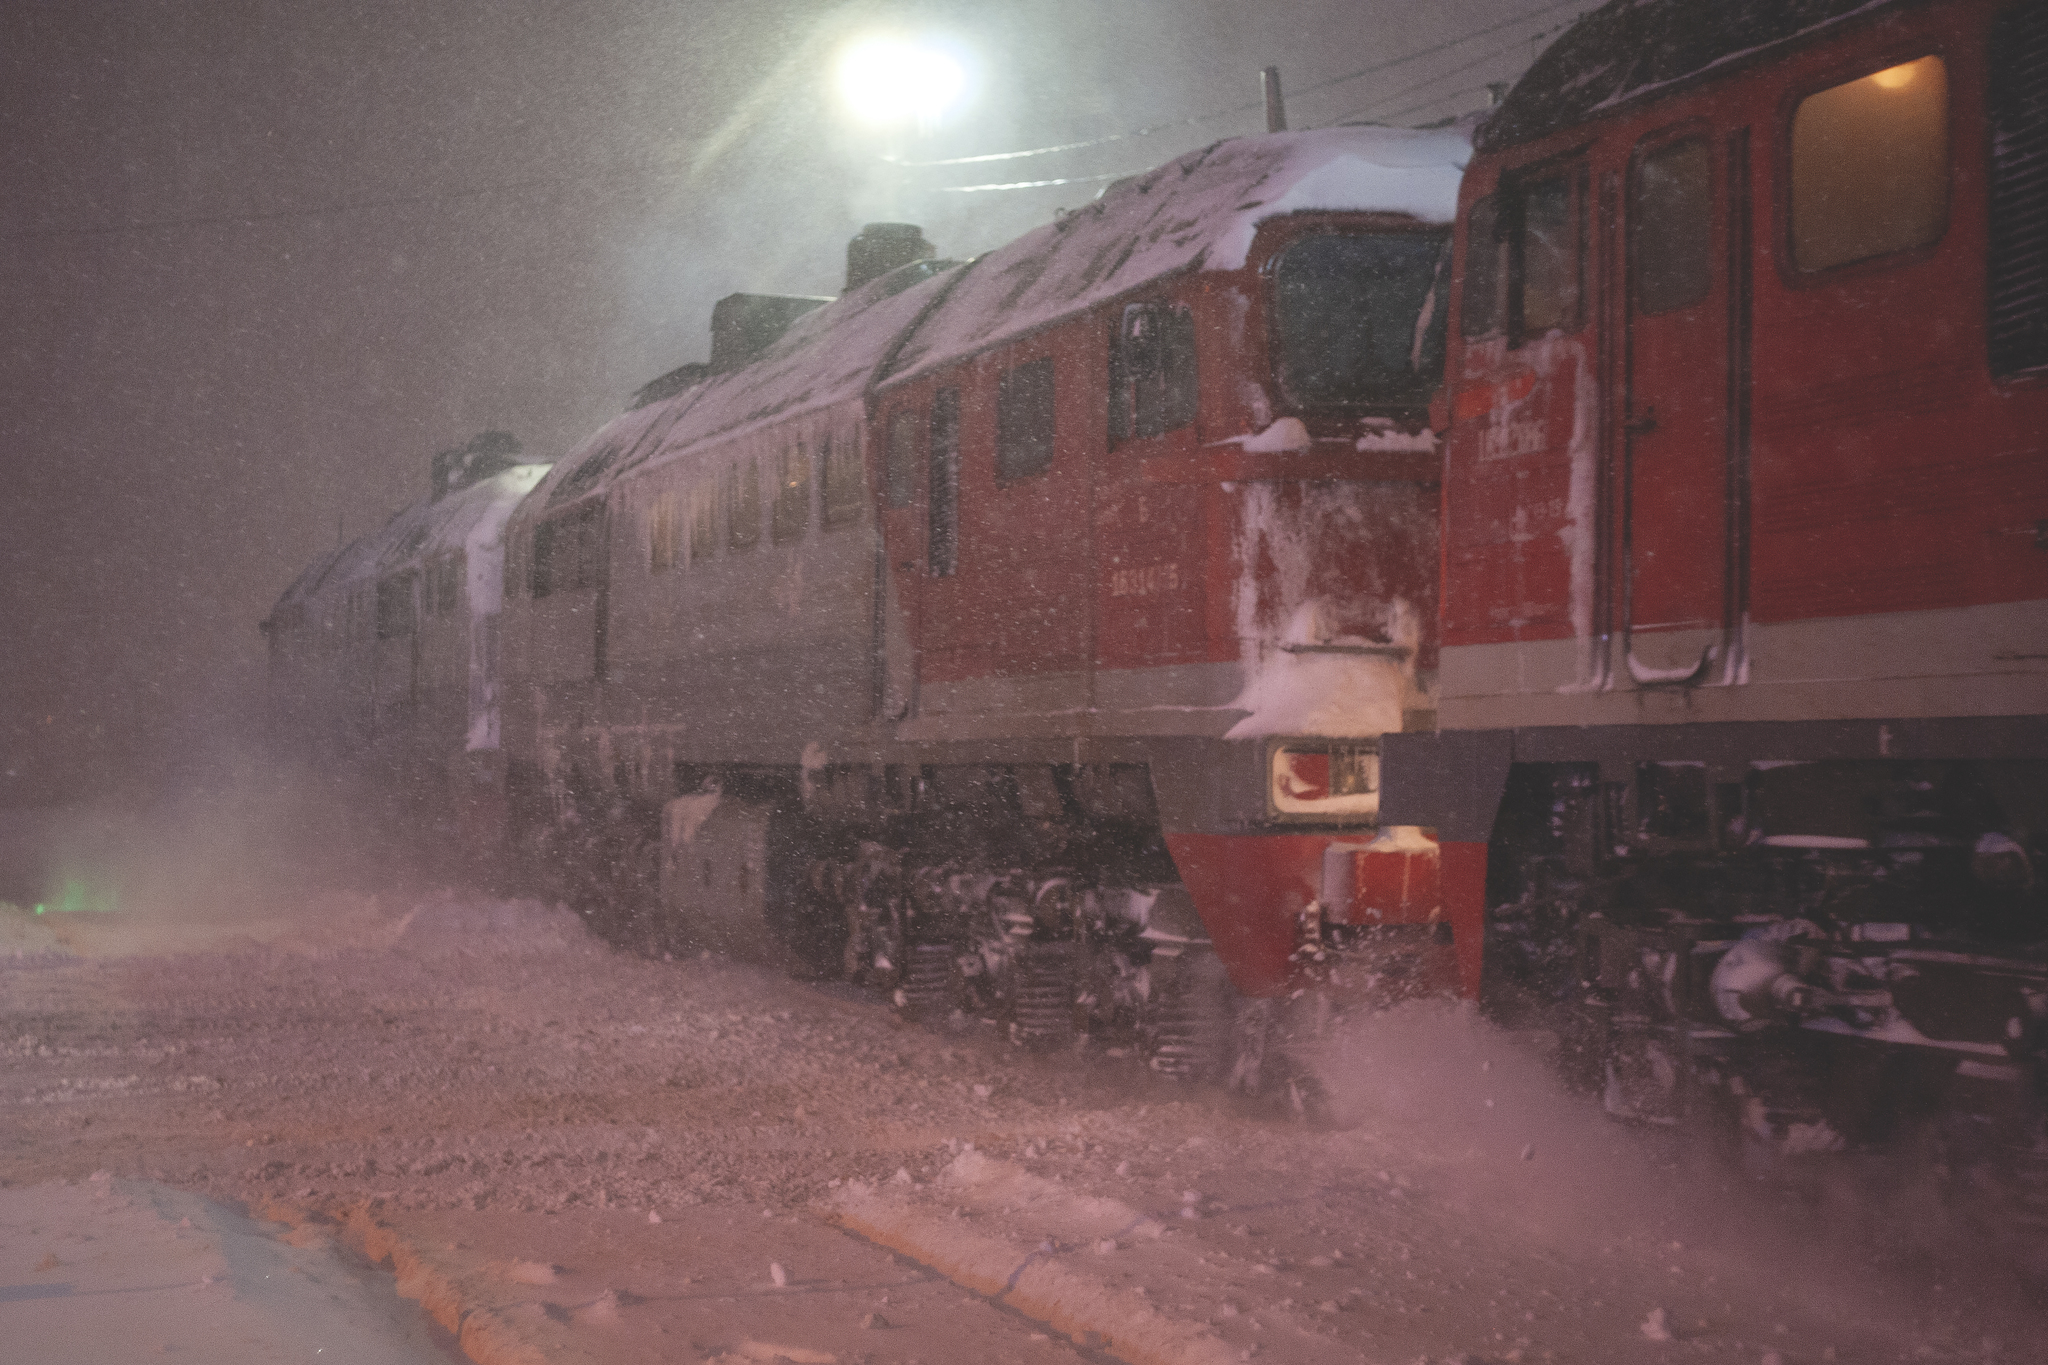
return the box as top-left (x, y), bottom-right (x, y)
top-left (0, 1175), bottom-right (454, 1363)
top-left (4, 889), bottom-right (2045, 1364)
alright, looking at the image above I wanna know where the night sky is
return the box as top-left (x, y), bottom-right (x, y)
top-left (3, 0), bottom-right (1566, 804)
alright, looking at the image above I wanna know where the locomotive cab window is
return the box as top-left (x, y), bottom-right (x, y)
top-left (1271, 232), bottom-right (1444, 407)
top-left (1109, 303), bottom-right (1195, 442)
top-left (996, 357), bottom-right (1056, 481)
top-left (1460, 195), bottom-right (1503, 337)
top-left (1632, 138), bottom-right (1713, 314)
top-left (1791, 56), bottom-right (1949, 272)
top-left (883, 408), bottom-right (919, 509)
top-left (1461, 171), bottom-right (1583, 344)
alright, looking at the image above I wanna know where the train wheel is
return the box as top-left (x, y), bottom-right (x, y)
top-left (895, 942), bottom-right (959, 1021)
top-left (1141, 945), bottom-right (1231, 1081)
top-left (1010, 941), bottom-right (1079, 1049)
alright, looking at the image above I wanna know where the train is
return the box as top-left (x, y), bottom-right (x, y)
top-left (267, 0), bottom-right (2047, 1182)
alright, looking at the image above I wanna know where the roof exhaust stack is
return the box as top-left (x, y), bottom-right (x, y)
top-left (708, 293), bottom-right (831, 373)
top-left (845, 223), bottom-right (936, 293)
top-left (431, 430), bottom-right (523, 501)
top-left (1262, 66), bottom-right (1287, 133)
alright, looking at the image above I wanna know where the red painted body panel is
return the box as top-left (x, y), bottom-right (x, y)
top-left (1322, 837), bottom-right (1440, 926)
top-left (1437, 841), bottom-right (1487, 1000)
top-left (1442, 0), bottom-right (2048, 661)
top-left (1164, 831), bottom-right (1325, 997)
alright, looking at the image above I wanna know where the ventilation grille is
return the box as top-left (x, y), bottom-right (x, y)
top-left (1989, 2), bottom-right (2048, 378)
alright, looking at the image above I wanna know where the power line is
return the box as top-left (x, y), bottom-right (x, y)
top-left (1331, 18), bottom-right (1577, 125)
top-left (938, 169), bottom-right (1137, 194)
top-left (883, 0), bottom-right (1582, 169)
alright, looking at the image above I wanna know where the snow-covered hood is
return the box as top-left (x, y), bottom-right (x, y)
top-left (882, 124), bottom-right (1469, 386)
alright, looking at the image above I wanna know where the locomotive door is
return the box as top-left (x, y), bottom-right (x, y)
top-left (1621, 130), bottom-right (1744, 685)
top-left (876, 402), bottom-right (927, 719)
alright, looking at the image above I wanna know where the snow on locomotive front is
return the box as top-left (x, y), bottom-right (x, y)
top-left (1383, 0), bottom-right (2048, 1185)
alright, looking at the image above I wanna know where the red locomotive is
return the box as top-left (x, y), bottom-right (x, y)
top-left (266, 125), bottom-right (1468, 1076)
top-left (1383, 0), bottom-right (2048, 1178)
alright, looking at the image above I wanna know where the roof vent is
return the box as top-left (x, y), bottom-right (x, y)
top-left (709, 293), bottom-right (831, 374)
top-left (431, 430), bottom-right (523, 501)
top-left (846, 223), bottom-right (935, 293)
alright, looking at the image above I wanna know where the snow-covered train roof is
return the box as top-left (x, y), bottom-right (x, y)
top-left (267, 462), bottom-right (550, 619)
top-left (518, 126), bottom-right (1466, 513)
top-left (1478, 0), bottom-right (1901, 152)
top-left (880, 124), bottom-right (1469, 387)
top-left (523, 259), bottom-right (961, 508)
top-left (628, 258), bottom-right (960, 478)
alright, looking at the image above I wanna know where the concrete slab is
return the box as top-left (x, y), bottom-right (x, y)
top-left (0, 1176), bottom-right (454, 1364)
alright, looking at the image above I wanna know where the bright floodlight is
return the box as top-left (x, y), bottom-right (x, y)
top-left (836, 38), bottom-right (966, 127)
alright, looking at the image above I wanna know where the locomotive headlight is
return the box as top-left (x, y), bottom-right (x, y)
top-left (1269, 741), bottom-right (1379, 818)
top-left (835, 38), bottom-right (968, 129)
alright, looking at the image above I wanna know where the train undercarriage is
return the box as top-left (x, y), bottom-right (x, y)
top-left (1483, 758), bottom-right (2048, 1246)
top-left (509, 743), bottom-right (2048, 1251)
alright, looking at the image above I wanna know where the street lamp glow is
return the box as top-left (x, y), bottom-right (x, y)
top-left (835, 38), bottom-right (966, 128)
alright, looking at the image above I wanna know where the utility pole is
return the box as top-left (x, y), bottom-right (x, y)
top-left (1261, 66), bottom-right (1287, 133)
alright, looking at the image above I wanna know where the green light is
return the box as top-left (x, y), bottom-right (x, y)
top-left (34, 904), bottom-right (45, 915)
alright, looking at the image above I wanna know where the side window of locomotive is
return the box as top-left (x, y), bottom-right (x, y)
top-left (770, 443), bottom-right (810, 544)
top-left (1791, 56), bottom-right (1949, 272)
top-left (1631, 138), bottom-right (1713, 314)
top-left (725, 457), bottom-right (761, 551)
top-left (530, 521), bottom-right (556, 598)
top-left (1460, 195), bottom-right (1504, 337)
top-left (884, 408), bottom-right (920, 510)
top-left (1273, 232), bottom-right (1444, 407)
top-left (649, 491), bottom-right (681, 573)
top-left (532, 503), bottom-right (604, 597)
top-left (928, 389), bottom-right (961, 576)
top-left (425, 552), bottom-right (463, 614)
top-left (996, 357), bottom-right (1057, 481)
top-left (1988, 6), bottom-right (2048, 378)
top-left (1516, 174), bottom-right (1580, 336)
top-left (822, 431), bottom-right (865, 529)
top-left (688, 480), bottom-right (716, 563)
top-left (1109, 304), bottom-right (1195, 443)
top-left (376, 572), bottom-right (417, 639)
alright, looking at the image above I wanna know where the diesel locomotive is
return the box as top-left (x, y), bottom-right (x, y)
top-left (268, 124), bottom-right (1470, 1080)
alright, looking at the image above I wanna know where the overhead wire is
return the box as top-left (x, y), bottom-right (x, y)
top-left (1330, 13), bottom-right (1585, 124)
top-left (887, 0), bottom-right (1583, 170)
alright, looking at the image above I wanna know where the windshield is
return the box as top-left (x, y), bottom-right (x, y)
top-left (1270, 230), bottom-right (1447, 410)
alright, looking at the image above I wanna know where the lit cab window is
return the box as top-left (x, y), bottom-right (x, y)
top-left (1791, 56), bottom-right (1948, 271)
